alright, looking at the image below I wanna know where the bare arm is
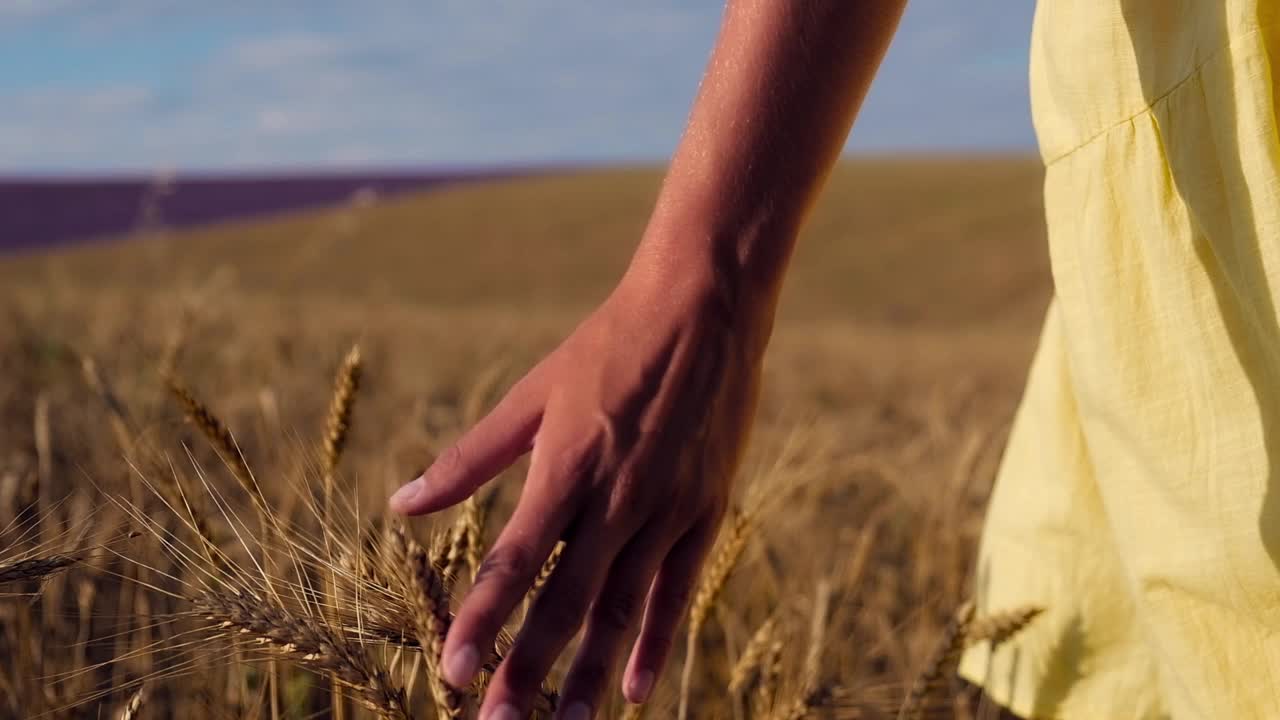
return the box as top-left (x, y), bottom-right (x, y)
top-left (631, 0), bottom-right (908, 345)
top-left (390, 3), bottom-right (907, 718)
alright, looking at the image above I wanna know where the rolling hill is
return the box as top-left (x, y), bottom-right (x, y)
top-left (0, 156), bottom-right (1051, 331)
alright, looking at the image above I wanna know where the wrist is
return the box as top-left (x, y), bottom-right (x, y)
top-left (623, 212), bottom-right (790, 357)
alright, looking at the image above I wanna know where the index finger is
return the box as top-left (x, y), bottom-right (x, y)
top-left (440, 420), bottom-right (594, 688)
top-left (390, 372), bottom-right (545, 516)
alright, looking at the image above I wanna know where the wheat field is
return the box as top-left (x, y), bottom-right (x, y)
top-left (0, 157), bottom-right (1049, 719)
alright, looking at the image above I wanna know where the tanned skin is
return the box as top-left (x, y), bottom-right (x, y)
top-left (390, 3), bottom-right (909, 718)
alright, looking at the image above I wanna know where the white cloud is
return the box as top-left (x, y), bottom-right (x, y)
top-left (0, 1), bottom-right (1035, 170)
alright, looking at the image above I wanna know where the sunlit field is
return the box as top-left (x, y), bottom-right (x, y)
top-left (0, 156), bottom-right (1051, 719)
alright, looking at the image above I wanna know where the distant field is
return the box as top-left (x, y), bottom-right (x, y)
top-left (0, 156), bottom-right (1056, 718)
top-left (1, 155), bottom-right (1050, 331)
top-left (0, 169), bottom-right (533, 252)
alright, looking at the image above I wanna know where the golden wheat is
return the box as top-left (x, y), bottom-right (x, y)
top-left (680, 507), bottom-right (752, 720)
top-left (322, 344), bottom-right (362, 502)
top-left (115, 684), bottom-right (147, 720)
top-left (898, 601), bottom-right (975, 720)
top-left (529, 540), bottom-right (562, 599)
top-left (164, 376), bottom-right (268, 520)
top-left (967, 605), bottom-right (1044, 648)
top-left (803, 577), bottom-right (833, 692)
top-left (458, 493), bottom-right (487, 583)
top-left (729, 615), bottom-right (778, 695)
top-left (388, 522), bottom-right (463, 717)
top-left (436, 523), bottom-right (470, 587)
top-left (0, 553), bottom-right (81, 585)
top-left (191, 589), bottom-right (411, 719)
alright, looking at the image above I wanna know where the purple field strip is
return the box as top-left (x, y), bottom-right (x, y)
top-left (0, 169), bottom-right (525, 253)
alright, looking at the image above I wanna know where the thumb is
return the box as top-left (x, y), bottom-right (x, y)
top-left (390, 377), bottom-right (543, 516)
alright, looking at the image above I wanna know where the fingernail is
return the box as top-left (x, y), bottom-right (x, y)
top-left (560, 701), bottom-right (591, 720)
top-left (443, 643), bottom-right (479, 686)
top-left (628, 669), bottom-right (655, 701)
top-left (388, 476), bottom-right (425, 512)
top-left (488, 703), bottom-right (520, 720)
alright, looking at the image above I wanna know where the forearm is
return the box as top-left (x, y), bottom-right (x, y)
top-left (629, 0), bottom-right (907, 327)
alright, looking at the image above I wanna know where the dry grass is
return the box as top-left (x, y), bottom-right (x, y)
top-left (0, 158), bottom-right (1051, 718)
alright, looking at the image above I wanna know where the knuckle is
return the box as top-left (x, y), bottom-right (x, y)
top-left (660, 581), bottom-right (694, 619)
top-left (431, 442), bottom-right (464, 477)
top-left (572, 659), bottom-right (610, 694)
top-left (670, 498), bottom-right (703, 529)
top-left (499, 647), bottom-right (545, 696)
top-left (593, 410), bottom-right (622, 460)
top-left (606, 469), bottom-right (651, 521)
top-left (540, 438), bottom-right (599, 488)
top-left (643, 622), bottom-right (676, 656)
top-left (562, 440), bottom-right (600, 478)
top-left (475, 544), bottom-right (535, 586)
top-left (593, 587), bottom-right (641, 633)
top-left (540, 584), bottom-right (591, 635)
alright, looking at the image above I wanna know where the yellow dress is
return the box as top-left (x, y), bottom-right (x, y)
top-left (958, 2), bottom-right (1280, 718)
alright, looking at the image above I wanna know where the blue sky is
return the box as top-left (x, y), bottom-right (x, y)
top-left (0, 1), bottom-right (1037, 172)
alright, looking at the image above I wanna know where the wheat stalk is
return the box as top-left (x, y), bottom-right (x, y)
top-left (769, 685), bottom-right (834, 720)
top-left (436, 524), bottom-right (470, 588)
top-left (395, 530), bottom-right (463, 717)
top-left (755, 636), bottom-right (784, 716)
top-left (469, 647), bottom-right (559, 715)
top-left (86, 357), bottom-right (223, 564)
top-left (524, 541), bottom-right (563, 615)
top-left (116, 684), bottom-right (148, 720)
top-left (458, 493), bottom-right (487, 583)
top-left (191, 590), bottom-right (410, 719)
top-left (690, 510), bottom-right (750, 635)
top-left (803, 578), bottom-right (833, 692)
top-left (319, 345), bottom-right (363, 720)
top-left (728, 615), bottom-right (777, 695)
top-left (321, 344), bottom-right (362, 507)
top-left (680, 508), bottom-right (751, 720)
top-left (164, 376), bottom-right (267, 520)
top-left (0, 554), bottom-right (80, 585)
top-left (898, 601), bottom-right (975, 720)
top-left (80, 356), bottom-right (137, 459)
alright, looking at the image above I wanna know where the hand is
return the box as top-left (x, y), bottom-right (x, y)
top-left (389, 264), bottom-right (766, 719)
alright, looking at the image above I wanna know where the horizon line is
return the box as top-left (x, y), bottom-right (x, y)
top-left (0, 148), bottom-right (1042, 181)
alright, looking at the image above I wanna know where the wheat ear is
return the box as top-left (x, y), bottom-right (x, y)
top-left (319, 345), bottom-right (362, 719)
top-left (0, 554), bottom-right (80, 585)
top-left (898, 601), bottom-right (975, 720)
top-left (690, 510), bottom-right (751, 635)
top-left (474, 648), bottom-right (560, 714)
top-left (164, 376), bottom-right (268, 520)
top-left (459, 493), bottom-right (487, 583)
top-left (679, 509), bottom-right (751, 720)
top-left (116, 684), bottom-right (148, 720)
top-left (80, 355), bottom-right (137, 459)
top-left (321, 344), bottom-right (362, 510)
top-left (728, 615), bottom-right (777, 695)
top-left (436, 523), bottom-right (470, 588)
top-left (966, 605), bottom-right (1044, 648)
top-left (192, 590), bottom-right (410, 719)
top-left (527, 541), bottom-right (563, 606)
top-left (755, 636), bottom-right (784, 716)
top-left (803, 577), bottom-right (833, 692)
top-left (399, 533), bottom-right (464, 717)
top-left (769, 685), bottom-right (834, 720)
